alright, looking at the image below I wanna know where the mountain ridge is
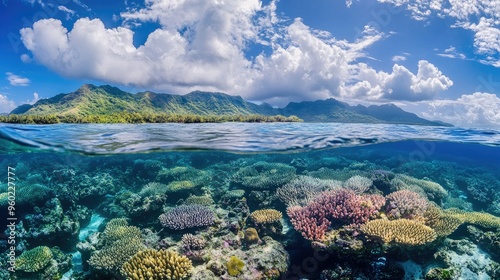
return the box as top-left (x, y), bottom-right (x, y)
top-left (10, 84), bottom-right (451, 126)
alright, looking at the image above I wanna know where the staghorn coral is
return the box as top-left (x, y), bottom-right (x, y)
top-left (424, 205), bottom-right (463, 237)
top-left (361, 219), bottom-right (437, 245)
top-left (227, 256), bottom-right (245, 276)
top-left (250, 209), bottom-right (283, 224)
top-left (232, 161), bottom-right (296, 189)
top-left (305, 168), bottom-right (370, 181)
top-left (386, 190), bottom-right (429, 220)
top-left (159, 205), bottom-right (215, 230)
top-left (121, 249), bottom-right (192, 280)
top-left (445, 209), bottom-right (500, 229)
top-left (287, 189), bottom-right (385, 240)
top-left (15, 246), bottom-right (53, 272)
top-left (88, 218), bottom-right (145, 272)
top-left (276, 175), bottom-right (342, 207)
top-left (343, 175), bottom-right (373, 194)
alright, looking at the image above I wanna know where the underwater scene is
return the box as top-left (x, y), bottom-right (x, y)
top-left (1, 123), bottom-right (500, 280)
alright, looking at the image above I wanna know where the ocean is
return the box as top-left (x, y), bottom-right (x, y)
top-left (1, 123), bottom-right (499, 280)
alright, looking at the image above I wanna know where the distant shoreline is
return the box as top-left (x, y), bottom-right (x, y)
top-left (0, 113), bottom-right (303, 124)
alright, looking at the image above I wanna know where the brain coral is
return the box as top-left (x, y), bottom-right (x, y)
top-left (121, 249), bottom-right (192, 280)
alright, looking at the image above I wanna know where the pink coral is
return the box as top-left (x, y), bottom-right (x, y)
top-left (385, 190), bottom-right (428, 220)
top-left (287, 189), bottom-right (385, 241)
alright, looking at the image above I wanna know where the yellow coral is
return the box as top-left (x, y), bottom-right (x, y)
top-left (184, 195), bottom-right (214, 206)
top-left (121, 249), bottom-right (192, 280)
top-left (227, 256), bottom-right (245, 276)
top-left (361, 219), bottom-right (437, 245)
top-left (424, 206), bottom-right (463, 237)
top-left (167, 180), bottom-right (195, 192)
top-left (445, 209), bottom-right (500, 229)
top-left (250, 209), bottom-right (283, 224)
top-left (244, 228), bottom-right (260, 244)
top-left (15, 246), bottom-right (53, 272)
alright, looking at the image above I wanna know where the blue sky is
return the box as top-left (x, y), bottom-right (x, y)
top-left (1, 0), bottom-right (499, 127)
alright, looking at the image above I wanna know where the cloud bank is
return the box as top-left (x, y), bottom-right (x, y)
top-left (19, 0), bottom-right (453, 106)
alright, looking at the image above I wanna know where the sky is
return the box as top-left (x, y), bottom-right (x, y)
top-left (0, 0), bottom-right (499, 127)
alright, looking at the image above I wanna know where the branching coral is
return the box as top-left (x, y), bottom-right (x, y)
top-left (15, 246), bottom-right (53, 272)
top-left (159, 205), bottom-right (215, 230)
top-left (121, 249), bottom-right (192, 280)
top-left (361, 219), bottom-right (437, 245)
top-left (394, 174), bottom-right (448, 201)
top-left (276, 175), bottom-right (342, 206)
top-left (386, 190), bottom-right (429, 220)
top-left (184, 195), bottom-right (214, 206)
top-left (181, 234), bottom-right (207, 251)
top-left (88, 218), bottom-right (145, 272)
top-left (250, 209), bottom-right (283, 224)
top-left (232, 161), bottom-right (296, 189)
top-left (287, 189), bottom-right (385, 240)
top-left (343, 175), bottom-right (373, 194)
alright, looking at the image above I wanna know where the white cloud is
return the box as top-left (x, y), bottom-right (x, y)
top-left (6, 72), bottom-right (30, 86)
top-left (371, 0), bottom-right (500, 67)
top-left (27, 92), bottom-right (41, 104)
top-left (20, 54), bottom-right (32, 63)
top-left (58, 5), bottom-right (75, 20)
top-left (0, 94), bottom-right (16, 113)
top-left (20, 1), bottom-right (452, 106)
top-left (346, 60), bottom-right (453, 101)
top-left (422, 92), bottom-right (500, 128)
top-left (392, 55), bottom-right (406, 62)
top-left (437, 46), bottom-right (466, 59)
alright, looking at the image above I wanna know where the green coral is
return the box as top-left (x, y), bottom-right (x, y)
top-left (16, 246), bottom-right (53, 272)
top-left (394, 174), bottom-right (448, 201)
top-left (157, 166), bottom-right (211, 192)
top-left (184, 195), bottom-right (214, 206)
top-left (233, 161), bottom-right (296, 189)
top-left (88, 218), bottom-right (145, 272)
top-left (227, 256), bottom-right (245, 276)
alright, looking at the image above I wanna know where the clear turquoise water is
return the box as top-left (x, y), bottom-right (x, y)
top-left (1, 123), bottom-right (499, 279)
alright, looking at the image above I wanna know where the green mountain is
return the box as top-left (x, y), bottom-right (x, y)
top-left (10, 84), bottom-right (450, 126)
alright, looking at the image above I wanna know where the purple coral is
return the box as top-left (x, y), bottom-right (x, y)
top-left (287, 189), bottom-right (385, 241)
top-left (385, 190), bottom-right (428, 220)
top-left (159, 205), bottom-right (215, 230)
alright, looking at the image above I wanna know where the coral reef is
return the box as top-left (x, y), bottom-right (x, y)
top-left (287, 189), bottom-right (385, 240)
top-left (121, 249), bottom-right (193, 280)
top-left (159, 205), bottom-right (215, 230)
top-left (343, 175), bottom-right (373, 194)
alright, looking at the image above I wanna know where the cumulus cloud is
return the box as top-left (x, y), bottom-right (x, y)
top-left (19, 1), bottom-right (452, 105)
top-left (0, 94), bottom-right (16, 113)
top-left (371, 0), bottom-right (500, 67)
top-left (27, 92), bottom-right (41, 104)
top-left (6, 72), bottom-right (30, 86)
top-left (422, 92), bottom-right (500, 128)
top-left (346, 60), bottom-right (453, 101)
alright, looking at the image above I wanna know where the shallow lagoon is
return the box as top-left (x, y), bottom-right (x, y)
top-left (1, 123), bottom-right (499, 279)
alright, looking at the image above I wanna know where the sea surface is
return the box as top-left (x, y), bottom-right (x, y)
top-left (0, 123), bottom-right (499, 280)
